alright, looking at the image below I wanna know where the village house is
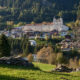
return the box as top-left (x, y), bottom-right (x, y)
top-left (0, 30), bottom-right (11, 37)
top-left (60, 30), bottom-right (68, 36)
top-left (10, 26), bottom-right (23, 38)
top-left (50, 30), bottom-right (59, 36)
top-left (59, 39), bottom-right (74, 51)
top-left (0, 17), bottom-right (69, 39)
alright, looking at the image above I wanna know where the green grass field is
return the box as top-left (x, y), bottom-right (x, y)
top-left (0, 63), bottom-right (80, 80)
top-left (33, 62), bottom-right (56, 71)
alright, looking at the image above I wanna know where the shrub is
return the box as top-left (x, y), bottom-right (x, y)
top-left (70, 49), bottom-right (78, 57)
top-left (27, 54), bottom-right (33, 62)
top-left (45, 34), bottom-right (49, 41)
top-left (56, 53), bottom-right (68, 66)
top-left (69, 57), bottom-right (79, 69)
top-left (48, 53), bottom-right (57, 64)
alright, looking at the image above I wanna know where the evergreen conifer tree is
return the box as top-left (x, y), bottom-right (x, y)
top-left (0, 34), bottom-right (11, 57)
top-left (24, 42), bottom-right (31, 56)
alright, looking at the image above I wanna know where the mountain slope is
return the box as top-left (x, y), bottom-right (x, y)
top-left (0, 0), bottom-right (80, 23)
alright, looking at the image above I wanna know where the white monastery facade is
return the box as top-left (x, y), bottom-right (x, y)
top-left (22, 17), bottom-right (69, 32)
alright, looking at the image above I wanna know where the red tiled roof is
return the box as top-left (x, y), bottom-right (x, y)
top-left (25, 22), bottom-right (53, 26)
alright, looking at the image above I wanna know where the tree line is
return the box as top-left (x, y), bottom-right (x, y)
top-left (0, 34), bottom-right (62, 57)
top-left (0, 0), bottom-right (80, 25)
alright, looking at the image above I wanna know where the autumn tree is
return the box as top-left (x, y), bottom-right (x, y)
top-left (27, 53), bottom-right (33, 62)
top-left (69, 57), bottom-right (79, 69)
top-left (48, 53), bottom-right (57, 64)
top-left (37, 46), bottom-right (53, 63)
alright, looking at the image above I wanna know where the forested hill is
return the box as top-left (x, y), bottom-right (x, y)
top-left (0, 0), bottom-right (80, 23)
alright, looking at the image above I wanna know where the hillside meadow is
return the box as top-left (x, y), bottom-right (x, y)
top-left (0, 62), bottom-right (80, 80)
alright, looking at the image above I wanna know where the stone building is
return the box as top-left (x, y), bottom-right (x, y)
top-left (22, 17), bottom-right (69, 32)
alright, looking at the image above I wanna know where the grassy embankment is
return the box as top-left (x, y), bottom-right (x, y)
top-left (0, 62), bottom-right (80, 80)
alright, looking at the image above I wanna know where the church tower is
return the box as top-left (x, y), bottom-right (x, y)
top-left (59, 17), bottom-right (63, 25)
top-left (53, 17), bottom-right (58, 26)
top-left (53, 17), bottom-right (64, 31)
